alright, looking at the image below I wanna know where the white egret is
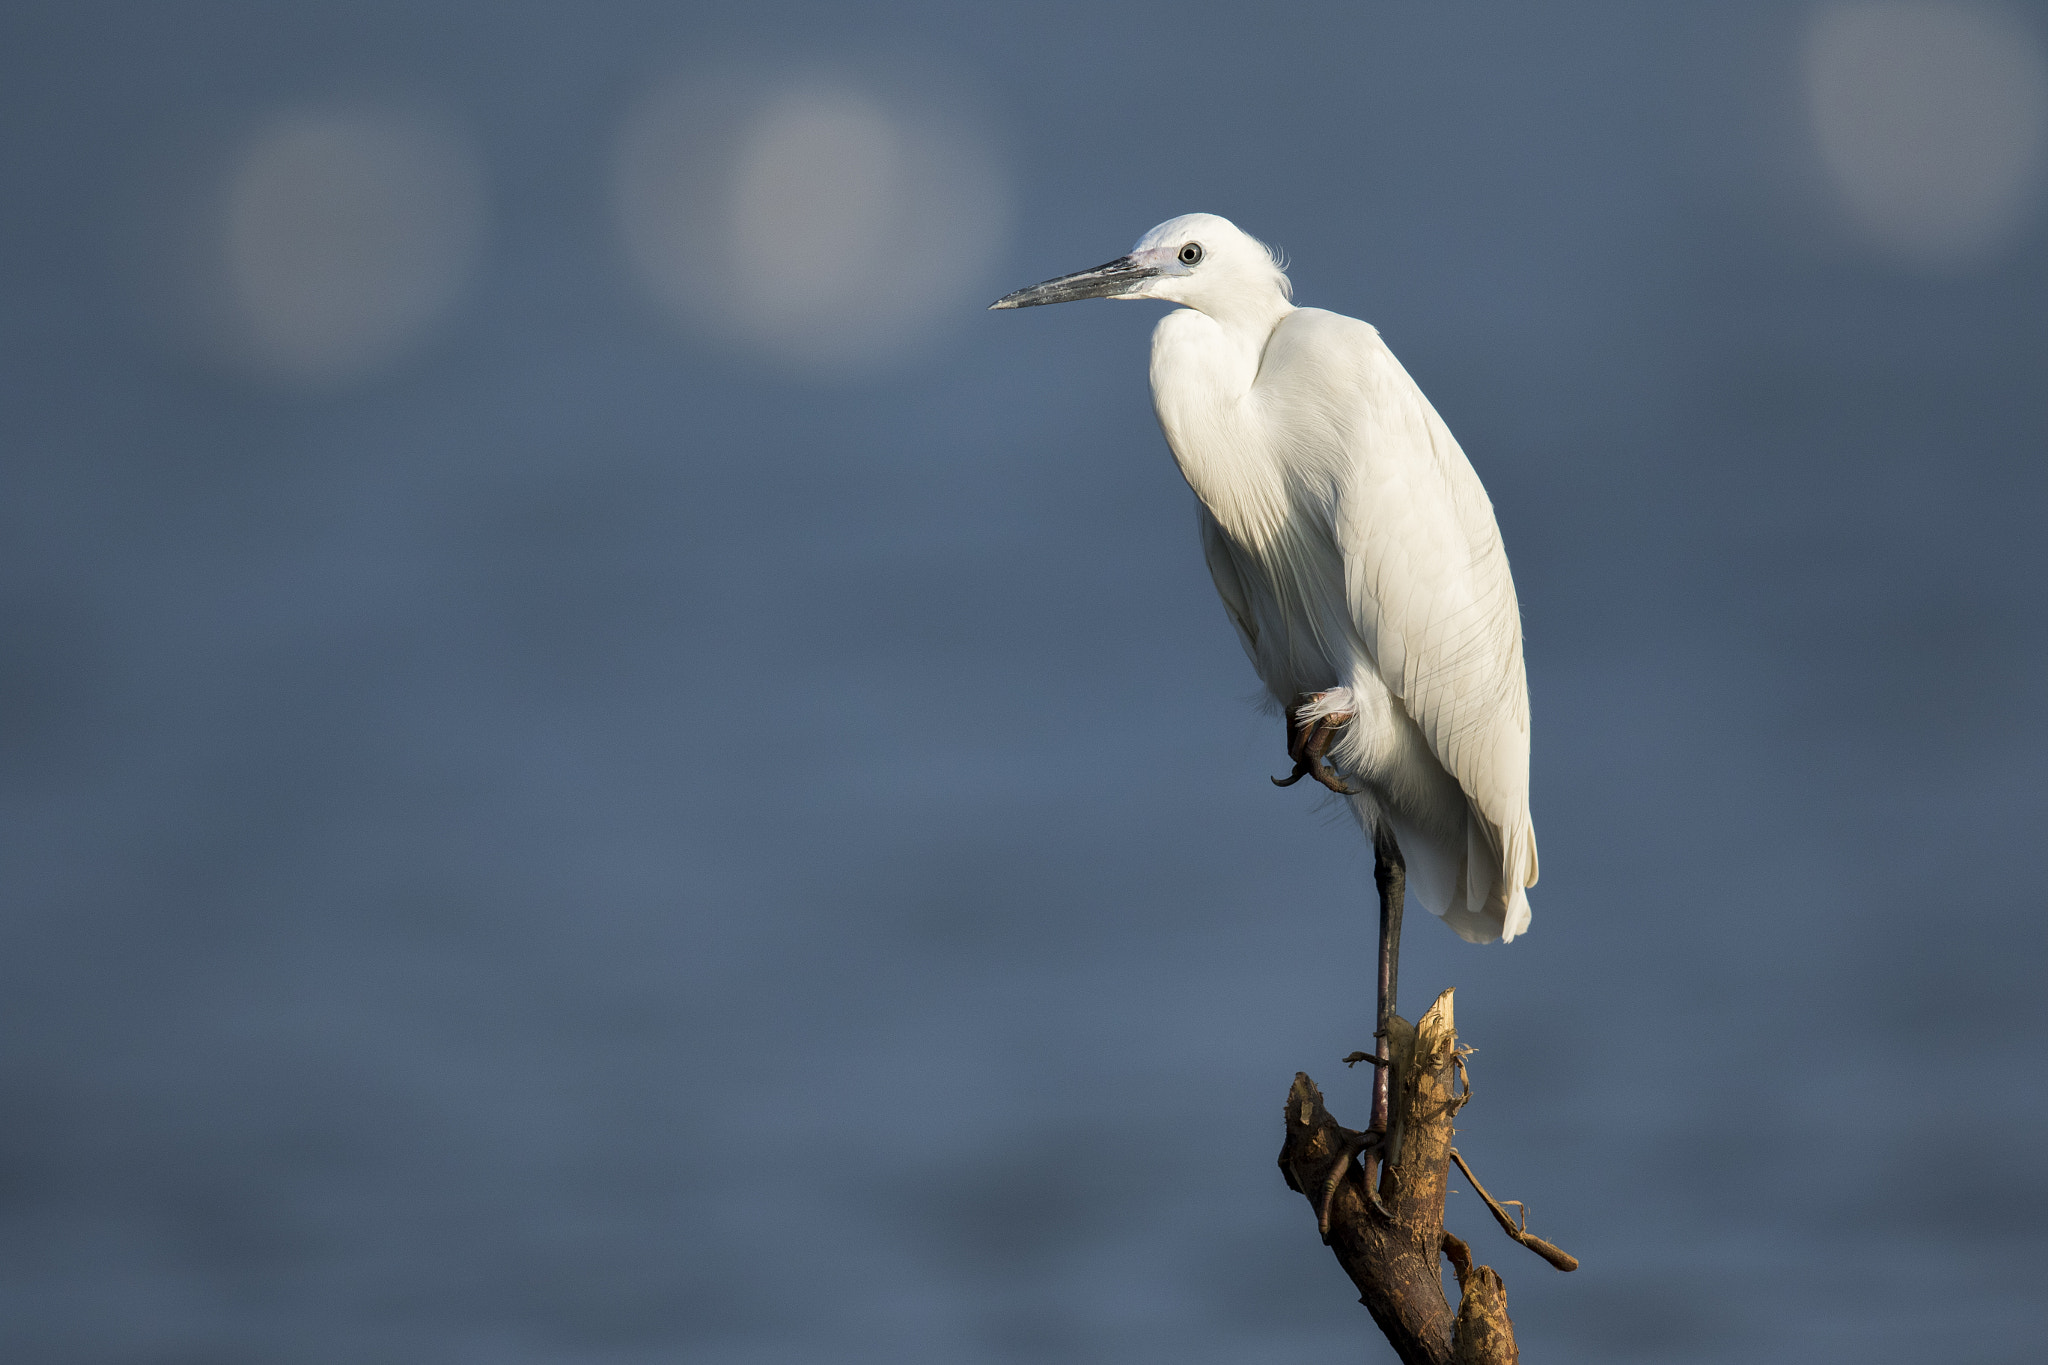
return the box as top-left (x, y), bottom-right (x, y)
top-left (993, 215), bottom-right (1537, 1192)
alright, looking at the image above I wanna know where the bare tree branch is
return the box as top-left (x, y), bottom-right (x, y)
top-left (1276, 990), bottom-right (1575, 1364)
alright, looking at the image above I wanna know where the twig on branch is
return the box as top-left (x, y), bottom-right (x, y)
top-left (1276, 989), bottom-right (1576, 1365)
top-left (1448, 1148), bottom-right (1580, 1273)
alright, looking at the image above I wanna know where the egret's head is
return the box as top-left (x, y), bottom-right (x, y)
top-left (989, 213), bottom-right (1292, 323)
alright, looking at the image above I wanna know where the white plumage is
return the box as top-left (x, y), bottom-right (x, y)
top-left (995, 213), bottom-right (1536, 947)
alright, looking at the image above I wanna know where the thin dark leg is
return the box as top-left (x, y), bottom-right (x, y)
top-left (1313, 823), bottom-right (1409, 1232)
top-left (1370, 828), bottom-right (1405, 1134)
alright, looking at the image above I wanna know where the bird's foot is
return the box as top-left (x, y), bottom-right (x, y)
top-left (1273, 690), bottom-right (1359, 795)
top-left (1316, 1124), bottom-right (1391, 1238)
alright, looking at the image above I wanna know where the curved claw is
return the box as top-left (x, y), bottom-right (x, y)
top-left (1316, 1126), bottom-right (1390, 1240)
top-left (1308, 762), bottom-right (1360, 797)
top-left (1273, 749), bottom-right (1359, 796)
top-left (1273, 757), bottom-right (1359, 794)
top-left (1275, 694), bottom-right (1361, 797)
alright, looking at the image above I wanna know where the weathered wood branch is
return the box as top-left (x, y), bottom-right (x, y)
top-left (1276, 990), bottom-right (1574, 1365)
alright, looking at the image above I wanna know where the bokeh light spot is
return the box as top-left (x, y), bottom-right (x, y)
top-left (1805, 2), bottom-right (2048, 268)
top-left (614, 66), bottom-right (1011, 376)
top-left (207, 106), bottom-right (484, 385)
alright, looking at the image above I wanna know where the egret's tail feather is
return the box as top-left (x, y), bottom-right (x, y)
top-left (1386, 808), bottom-right (1536, 945)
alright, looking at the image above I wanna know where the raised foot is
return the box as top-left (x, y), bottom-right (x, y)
top-left (1272, 689), bottom-right (1360, 795)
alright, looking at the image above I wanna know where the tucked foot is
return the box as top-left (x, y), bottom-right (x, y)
top-left (1316, 1124), bottom-right (1390, 1238)
top-left (1271, 690), bottom-right (1359, 795)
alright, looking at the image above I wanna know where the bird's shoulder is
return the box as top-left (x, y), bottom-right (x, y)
top-left (1259, 308), bottom-right (1426, 424)
top-left (1256, 310), bottom-right (1468, 496)
top-left (1264, 307), bottom-right (1385, 370)
top-left (1272, 305), bottom-right (1380, 342)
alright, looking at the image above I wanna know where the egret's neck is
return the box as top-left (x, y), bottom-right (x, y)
top-left (1148, 301), bottom-right (1294, 550)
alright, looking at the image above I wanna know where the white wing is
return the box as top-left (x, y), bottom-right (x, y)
top-left (1265, 309), bottom-right (1538, 937)
top-left (1199, 505), bottom-right (1259, 661)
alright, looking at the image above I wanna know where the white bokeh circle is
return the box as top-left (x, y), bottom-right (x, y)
top-left (614, 65), bottom-right (1011, 375)
top-left (150, 104), bottom-right (487, 388)
top-left (1805, 2), bottom-right (2048, 268)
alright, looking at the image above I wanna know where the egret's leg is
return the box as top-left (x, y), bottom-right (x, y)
top-left (1272, 691), bottom-right (1358, 795)
top-left (1369, 829), bottom-right (1406, 1137)
top-left (1353, 829), bottom-right (1406, 1207)
top-left (1313, 829), bottom-right (1408, 1228)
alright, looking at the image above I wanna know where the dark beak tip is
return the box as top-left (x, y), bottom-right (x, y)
top-left (988, 255), bottom-right (1150, 315)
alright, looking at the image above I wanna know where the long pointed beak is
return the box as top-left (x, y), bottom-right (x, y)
top-left (988, 256), bottom-right (1160, 309)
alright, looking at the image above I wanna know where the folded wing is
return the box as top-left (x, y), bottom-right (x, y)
top-left (1270, 310), bottom-right (1538, 940)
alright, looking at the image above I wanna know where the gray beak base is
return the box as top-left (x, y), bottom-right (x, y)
top-left (988, 256), bottom-right (1160, 310)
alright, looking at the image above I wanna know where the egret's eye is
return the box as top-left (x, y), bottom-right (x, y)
top-left (1179, 242), bottom-right (1204, 265)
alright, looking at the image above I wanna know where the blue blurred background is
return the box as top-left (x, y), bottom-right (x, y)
top-left (4, 2), bottom-right (2046, 1360)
